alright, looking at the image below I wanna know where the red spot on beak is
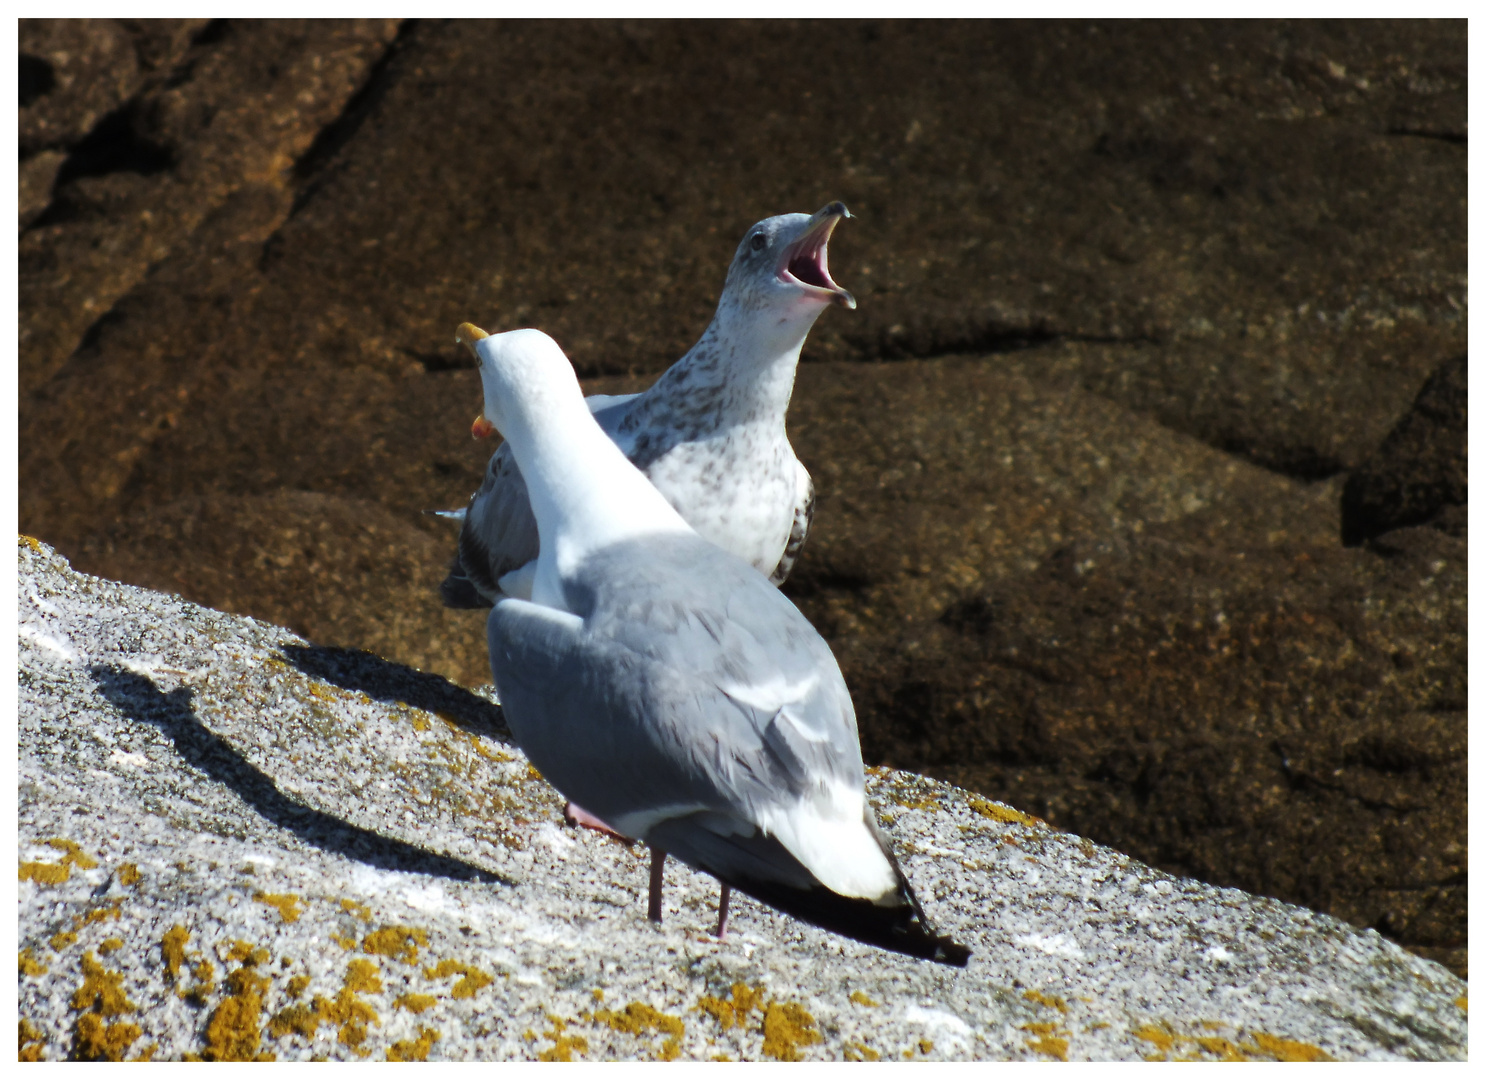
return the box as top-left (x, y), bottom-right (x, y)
top-left (471, 415), bottom-right (496, 439)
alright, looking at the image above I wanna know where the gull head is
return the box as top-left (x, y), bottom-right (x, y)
top-left (456, 324), bottom-right (582, 442)
top-left (721, 201), bottom-right (857, 320)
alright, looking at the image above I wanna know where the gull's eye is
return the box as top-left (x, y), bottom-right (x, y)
top-left (750, 232), bottom-right (767, 252)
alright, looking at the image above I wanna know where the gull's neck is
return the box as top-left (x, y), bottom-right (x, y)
top-left (500, 393), bottom-right (690, 610)
top-left (635, 297), bottom-right (825, 436)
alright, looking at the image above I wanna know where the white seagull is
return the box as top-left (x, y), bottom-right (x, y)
top-left (471, 327), bottom-right (969, 966)
top-left (437, 201), bottom-right (856, 608)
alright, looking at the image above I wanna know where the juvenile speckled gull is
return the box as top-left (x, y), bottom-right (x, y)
top-left (471, 327), bottom-right (969, 966)
top-left (437, 201), bottom-right (856, 608)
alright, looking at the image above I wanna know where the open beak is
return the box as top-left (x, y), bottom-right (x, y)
top-left (778, 201), bottom-right (856, 310)
top-left (456, 322), bottom-right (496, 437)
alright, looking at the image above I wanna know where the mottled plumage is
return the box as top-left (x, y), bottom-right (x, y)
top-left (440, 201), bottom-right (854, 607)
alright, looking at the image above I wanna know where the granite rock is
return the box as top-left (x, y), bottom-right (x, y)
top-left (16, 539), bottom-right (1468, 1061)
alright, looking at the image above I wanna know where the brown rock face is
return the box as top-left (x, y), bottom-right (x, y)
top-left (17, 20), bottom-right (1466, 977)
top-left (1340, 355), bottom-right (1467, 545)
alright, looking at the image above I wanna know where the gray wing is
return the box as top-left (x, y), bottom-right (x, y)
top-left (769, 460), bottom-right (814, 586)
top-left (486, 545), bottom-right (970, 965)
top-left (487, 537), bottom-right (862, 863)
top-left (441, 441), bottom-right (539, 607)
top-left (439, 392), bottom-right (642, 608)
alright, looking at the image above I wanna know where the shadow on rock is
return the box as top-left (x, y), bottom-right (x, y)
top-left (90, 663), bottom-right (506, 885)
top-left (278, 643), bottom-right (510, 742)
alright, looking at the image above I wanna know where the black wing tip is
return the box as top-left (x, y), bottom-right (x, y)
top-left (721, 874), bottom-right (971, 967)
top-left (931, 937), bottom-right (973, 968)
top-left (877, 918), bottom-right (971, 968)
top-left (438, 557), bottom-right (494, 610)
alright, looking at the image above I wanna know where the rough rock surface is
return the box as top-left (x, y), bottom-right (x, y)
top-left (16, 540), bottom-right (1468, 1061)
top-left (782, 355), bottom-right (1468, 979)
top-left (17, 20), bottom-right (1467, 976)
top-left (1340, 354), bottom-right (1468, 545)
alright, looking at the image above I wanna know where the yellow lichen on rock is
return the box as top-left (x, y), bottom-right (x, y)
top-left (893, 794), bottom-right (941, 811)
top-left (19, 948), bottom-right (48, 977)
top-left (18, 836), bottom-right (100, 885)
top-left (72, 951), bottom-right (135, 1015)
top-left (73, 1013), bottom-right (143, 1062)
top-left (99, 938), bottom-right (124, 954)
top-left (592, 1001), bottom-right (684, 1060)
top-left (19, 860), bottom-right (72, 885)
top-left (1025, 1034), bottom-right (1068, 1060)
top-left (967, 797), bottom-right (1044, 829)
top-left (75, 899), bottom-right (124, 929)
top-left (843, 1042), bottom-right (881, 1061)
top-left (1250, 1032), bottom-right (1331, 1062)
top-left (49, 931), bottom-right (78, 951)
top-left (848, 990), bottom-right (878, 1007)
top-left (254, 892), bottom-right (303, 923)
top-left (184, 956), bottom-right (216, 1006)
top-left (19, 1018), bottom-right (47, 1061)
top-left (292, 961), bottom-right (384, 1058)
top-left (286, 975), bottom-right (312, 999)
top-left (1194, 1036), bottom-right (1248, 1061)
top-left (1024, 989), bottom-right (1068, 1013)
top-left (1134, 1022), bottom-right (1331, 1062)
top-left (422, 959), bottom-right (493, 999)
top-left (49, 839), bottom-right (98, 869)
top-left (117, 863), bottom-right (142, 888)
top-left (1132, 1023), bottom-right (1175, 1055)
top-left (537, 1015), bottom-right (589, 1062)
top-left (69, 950), bottom-right (140, 1061)
top-left (698, 984), bottom-right (827, 1061)
top-left (363, 925), bottom-right (428, 964)
top-left (272, 978), bottom-right (382, 1056)
top-left (223, 940), bottom-right (270, 966)
top-left (761, 1001), bottom-right (821, 1061)
top-left (161, 926), bottom-right (191, 981)
top-left (340, 898), bottom-right (373, 921)
top-left (199, 957), bottom-right (272, 1060)
top-left (388, 1028), bottom-right (441, 1061)
top-left (395, 994), bottom-right (437, 1014)
top-left (696, 983), bottom-right (762, 1031)
top-left (20, 534), bottom-right (44, 553)
top-left (1022, 1018), bottom-right (1071, 1061)
top-left (268, 1004), bottom-right (321, 1041)
top-left (344, 958), bottom-right (382, 994)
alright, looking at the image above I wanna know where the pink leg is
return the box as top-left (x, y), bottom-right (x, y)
top-left (715, 884), bottom-right (732, 940)
top-left (648, 848), bottom-right (667, 923)
top-left (564, 802), bottom-right (632, 845)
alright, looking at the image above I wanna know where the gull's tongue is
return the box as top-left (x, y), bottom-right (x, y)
top-left (782, 203), bottom-right (856, 309)
top-left (789, 250), bottom-right (834, 289)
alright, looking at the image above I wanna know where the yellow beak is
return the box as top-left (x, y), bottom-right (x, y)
top-left (459, 323), bottom-right (495, 437)
top-left (455, 322), bottom-right (489, 358)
